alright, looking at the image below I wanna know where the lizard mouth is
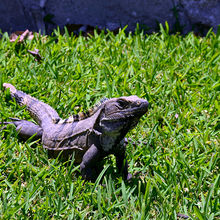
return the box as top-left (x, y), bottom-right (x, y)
top-left (100, 101), bottom-right (148, 133)
top-left (102, 110), bottom-right (147, 125)
top-left (105, 103), bottom-right (148, 121)
top-left (100, 100), bottom-right (148, 132)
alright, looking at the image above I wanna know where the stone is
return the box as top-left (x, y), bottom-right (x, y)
top-left (0, 0), bottom-right (219, 34)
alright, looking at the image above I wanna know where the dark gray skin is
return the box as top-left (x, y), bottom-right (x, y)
top-left (2, 83), bottom-right (148, 181)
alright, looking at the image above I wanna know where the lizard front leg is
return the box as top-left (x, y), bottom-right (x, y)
top-left (1, 118), bottom-right (43, 141)
top-left (80, 144), bottom-right (102, 181)
top-left (115, 148), bottom-right (132, 181)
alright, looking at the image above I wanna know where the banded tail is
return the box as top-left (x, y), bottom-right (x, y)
top-left (3, 83), bottom-right (61, 127)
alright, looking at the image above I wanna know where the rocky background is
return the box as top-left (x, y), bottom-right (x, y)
top-left (0, 0), bottom-right (220, 34)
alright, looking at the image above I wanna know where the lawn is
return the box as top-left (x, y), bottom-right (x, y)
top-left (0, 25), bottom-right (219, 219)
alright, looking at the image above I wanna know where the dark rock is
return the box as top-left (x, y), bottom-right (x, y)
top-left (0, 0), bottom-right (219, 34)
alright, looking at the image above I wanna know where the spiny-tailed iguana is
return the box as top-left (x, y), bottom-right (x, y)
top-left (2, 83), bottom-right (149, 181)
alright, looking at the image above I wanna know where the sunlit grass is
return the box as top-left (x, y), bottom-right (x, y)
top-left (0, 25), bottom-right (219, 219)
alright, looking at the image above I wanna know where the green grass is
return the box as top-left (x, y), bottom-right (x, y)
top-left (0, 25), bottom-right (219, 219)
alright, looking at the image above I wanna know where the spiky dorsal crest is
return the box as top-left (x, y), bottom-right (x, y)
top-left (55, 97), bottom-right (108, 124)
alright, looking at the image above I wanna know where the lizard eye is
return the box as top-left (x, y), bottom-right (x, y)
top-left (117, 99), bottom-right (128, 108)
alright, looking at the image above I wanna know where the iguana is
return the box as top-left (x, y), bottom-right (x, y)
top-left (2, 83), bottom-right (149, 181)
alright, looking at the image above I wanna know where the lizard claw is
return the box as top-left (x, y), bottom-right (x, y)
top-left (3, 83), bottom-right (16, 94)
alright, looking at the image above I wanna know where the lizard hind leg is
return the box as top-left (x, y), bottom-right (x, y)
top-left (1, 118), bottom-right (43, 141)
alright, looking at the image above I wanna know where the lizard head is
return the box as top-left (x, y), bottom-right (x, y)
top-left (99, 95), bottom-right (148, 135)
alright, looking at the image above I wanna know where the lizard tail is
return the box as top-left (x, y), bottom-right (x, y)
top-left (3, 83), bottom-right (16, 94)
